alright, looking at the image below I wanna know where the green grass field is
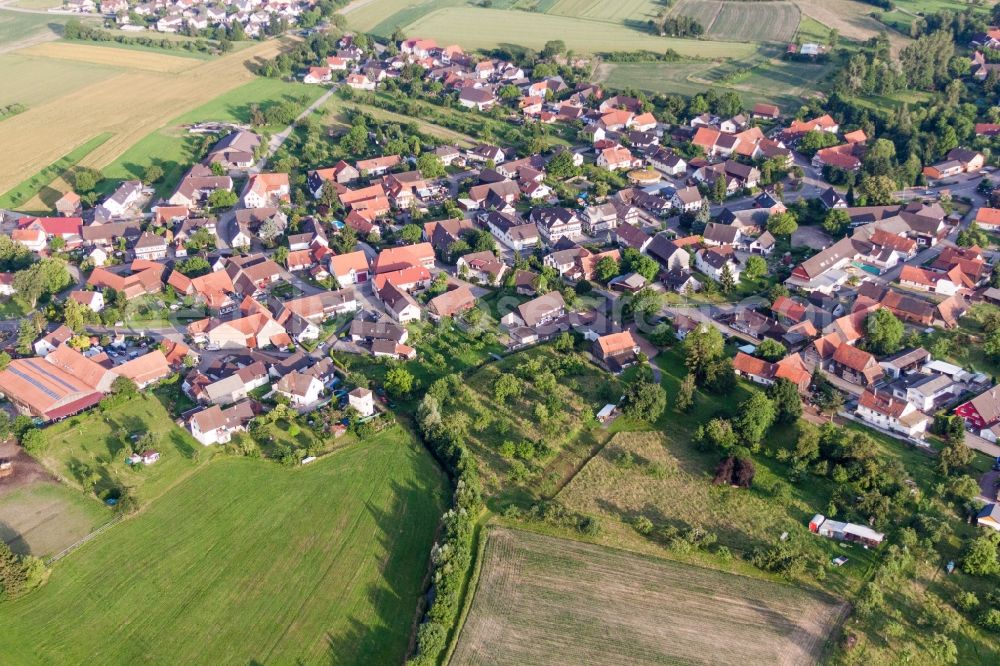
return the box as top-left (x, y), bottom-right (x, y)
top-left (0, 9), bottom-right (61, 48)
top-left (0, 132), bottom-right (112, 209)
top-left (452, 527), bottom-right (848, 665)
top-left (0, 483), bottom-right (111, 557)
top-left (403, 6), bottom-right (758, 56)
top-left (0, 427), bottom-right (447, 664)
top-left (36, 394), bottom-right (211, 504)
top-left (0, 53), bottom-right (120, 109)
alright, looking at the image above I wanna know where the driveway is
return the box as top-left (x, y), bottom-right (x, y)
top-left (979, 470), bottom-right (999, 503)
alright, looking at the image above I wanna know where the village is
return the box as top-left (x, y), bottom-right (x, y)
top-left (5, 3), bottom-right (1000, 659)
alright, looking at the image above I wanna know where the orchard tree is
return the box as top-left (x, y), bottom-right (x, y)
top-left (964, 532), bottom-right (1000, 576)
top-left (676, 373), bottom-right (696, 413)
top-left (384, 366), bottom-right (414, 397)
top-left (768, 378), bottom-right (802, 424)
top-left (621, 380), bottom-right (667, 421)
top-left (494, 373), bottom-right (523, 403)
top-left (735, 391), bottom-right (775, 449)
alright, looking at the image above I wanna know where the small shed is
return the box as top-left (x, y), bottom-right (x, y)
top-left (596, 404), bottom-right (618, 423)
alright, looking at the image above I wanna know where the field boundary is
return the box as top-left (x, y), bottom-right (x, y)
top-left (0, 131), bottom-right (112, 208)
top-left (46, 514), bottom-right (121, 564)
top-left (440, 512), bottom-right (490, 666)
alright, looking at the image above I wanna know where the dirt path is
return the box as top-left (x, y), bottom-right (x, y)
top-left (337, 0), bottom-right (379, 15)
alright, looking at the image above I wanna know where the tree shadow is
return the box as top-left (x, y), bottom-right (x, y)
top-left (0, 520), bottom-right (31, 556)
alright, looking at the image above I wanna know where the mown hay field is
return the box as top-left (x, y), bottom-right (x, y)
top-left (673, 0), bottom-right (801, 43)
top-left (451, 528), bottom-right (848, 666)
top-left (0, 427), bottom-right (447, 665)
top-left (403, 6), bottom-right (758, 56)
top-left (16, 40), bottom-right (201, 72)
top-left (547, 0), bottom-right (661, 23)
top-left (0, 37), bottom-right (285, 195)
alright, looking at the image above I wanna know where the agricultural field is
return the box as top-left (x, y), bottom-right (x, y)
top-left (546, 0), bottom-right (662, 23)
top-left (0, 428), bottom-right (448, 664)
top-left (0, 9), bottom-right (64, 52)
top-left (321, 91), bottom-right (478, 145)
top-left (793, 0), bottom-right (908, 52)
top-left (0, 52), bottom-right (119, 108)
top-left (594, 53), bottom-right (832, 107)
top-left (34, 394), bottom-right (212, 504)
top-left (402, 6), bottom-right (757, 56)
top-left (0, 132), bottom-right (112, 210)
top-left (0, 36), bottom-right (285, 197)
top-left (451, 528), bottom-right (848, 665)
top-left (674, 0), bottom-right (801, 43)
top-left (16, 41), bottom-right (203, 71)
top-left (0, 483), bottom-right (110, 557)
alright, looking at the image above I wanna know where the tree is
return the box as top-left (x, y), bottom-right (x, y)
top-left (62, 298), bottom-right (88, 333)
top-left (683, 324), bottom-right (725, 381)
top-left (144, 164), bottom-right (164, 184)
top-left (711, 176), bottom-right (727, 202)
top-left (629, 287), bottom-right (664, 319)
top-left (756, 338), bottom-right (786, 362)
top-left (207, 189), bottom-right (238, 211)
top-left (676, 373), bottom-right (696, 413)
top-left (546, 151), bottom-right (578, 180)
top-left (733, 457), bottom-right (755, 488)
top-left (766, 211), bottom-right (798, 237)
top-left (822, 209), bottom-right (851, 237)
top-left (963, 533), bottom-right (1000, 576)
top-left (719, 264), bottom-right (736, 293)
top-left (416, 153), bottom-right (445, 178)
top-left (865, 309), bottom-right (904, 356)
top-left (768, 378), bottom-right (802, 424)
top-left (621, 248), bottom-right (659, 282)
top-left (399, 224), bottom-right (423, 244)
top-left (273, 246), bottom-right (289, 267)
top-left (541, 39), bottom-right (566, 58)
top-left (494, 374), bottom-right (523, 403)
top-left (699, 417), bottom-right (737, 449)
top-left (176, 256), bottom-right (211, 277)
top-left (594, 255), bottom-right (620, 283)
top-left (858, 175), bottom-right (896, 206)
top-left (734, 391), bottom-right (775, 449)
top-left (743, 255), bottom-right (766, 281)
top-left (384, 366), bottom-right (414, 397)
top-left (621, 380), bottom-right (667, 421)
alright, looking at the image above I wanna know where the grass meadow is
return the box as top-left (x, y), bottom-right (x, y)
top-left (0, 52), bottom-right (119, 108)
top-left (452, 527), bottom-right (848, 665)
top-left (402, 6), bottom-right (757, 56)
top-left (0, 427), bottom-right (447, 664)
top-left (36, 394), bottom-right (212, 504)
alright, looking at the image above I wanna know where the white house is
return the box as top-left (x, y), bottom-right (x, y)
top-left (856, 389), bottom-right (930, 438)
top-left (275, 372), bottom-right (324, 408)
top-left (695, 248), bottom-right (741, 282)
top-left (348, 387), bottom-right (375, 417)
top-left (189, 401), bottom-right (254, 445)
